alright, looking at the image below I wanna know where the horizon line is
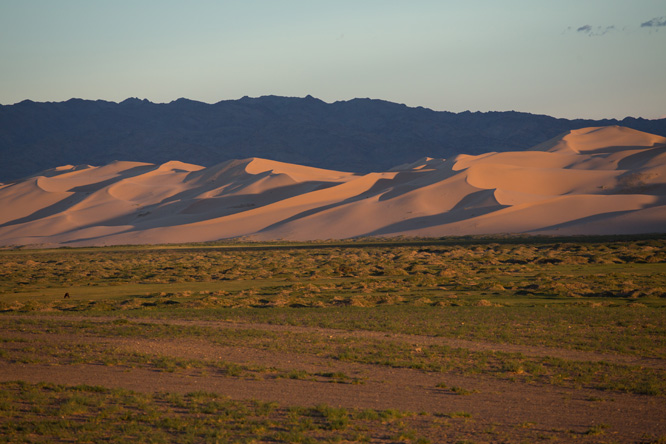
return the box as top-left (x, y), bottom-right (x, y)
top-left (2, 95), bottom-right (663, 121)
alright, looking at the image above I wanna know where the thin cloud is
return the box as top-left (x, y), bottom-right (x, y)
top-left (641, 17), bottom-right (666, 28)
top-left (571, 17), bottom-right (665, 37)
top-left (576, 24), bottom-right (615, 37)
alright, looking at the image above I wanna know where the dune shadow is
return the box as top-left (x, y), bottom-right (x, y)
top-left (0, 164), bottom-right (156, 228)
top-left (67, 164), bottom-right (156, 192)
top-left (617, 145), bottom-right (666, 170)
top-left (528, 197), bottom-right (666, 233)
top-left (260, 188), bottom-right (503, 236)
top-left (1, 193), bottom-right (89, 228)
top-left (58, 228), bottom-right (135, 246)
top-left (43, 179), bottom-right (342, 238)
top-left (528, 210), bottom-right (638, 233)
top-left (141, 180), bottom-right (340, 222)
top-left (257, 170), bottom-right (461, 234)
top-left (364, 198), bottom-right (506, 237)
top-left (255, 179), bottom-right (407, 234)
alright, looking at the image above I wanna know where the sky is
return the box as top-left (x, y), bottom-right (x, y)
top-left (1, 0), bottom-right (665, 120)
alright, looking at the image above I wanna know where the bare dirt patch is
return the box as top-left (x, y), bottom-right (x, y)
top-left (11, 313), bottom-right (666, 369)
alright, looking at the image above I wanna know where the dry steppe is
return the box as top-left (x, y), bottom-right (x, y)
top-left (1, 237), bottom-right (665, 443)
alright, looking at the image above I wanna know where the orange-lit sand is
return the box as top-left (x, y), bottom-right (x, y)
top-left (1, 126), bottom-right (664, 247)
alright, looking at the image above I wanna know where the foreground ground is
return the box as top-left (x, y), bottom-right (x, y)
top-left (1, 236), bottom-right (665, 443)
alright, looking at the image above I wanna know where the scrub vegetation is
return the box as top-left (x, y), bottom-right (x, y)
top-left (1, 235), bottom-right (665, 442)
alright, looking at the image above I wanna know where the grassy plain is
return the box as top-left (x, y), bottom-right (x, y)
top-left (1, 236), bottom-right (665, 442)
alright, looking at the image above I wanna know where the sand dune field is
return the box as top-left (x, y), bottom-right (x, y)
top-left (1, 126), bottom-right (665, 247)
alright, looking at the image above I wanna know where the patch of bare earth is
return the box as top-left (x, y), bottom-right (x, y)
top-left (12, 314), bottom-right (666, 368)
top-left (1, 315), bottom-right (665, 442)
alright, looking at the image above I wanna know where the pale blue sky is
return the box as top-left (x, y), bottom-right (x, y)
top-left (1, 0), bottom-right (665, 119)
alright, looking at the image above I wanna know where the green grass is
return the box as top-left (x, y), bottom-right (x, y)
top-left (0, 381), bottom-right (432, 444)
top-left (0, 333), bottom-right (369, 384)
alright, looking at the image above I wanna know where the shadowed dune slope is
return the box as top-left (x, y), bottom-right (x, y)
top-left (1, 126), bottom-right (665, 246)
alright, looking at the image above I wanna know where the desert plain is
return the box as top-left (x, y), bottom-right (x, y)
top-left (1, 237), bottom-right (665, 443)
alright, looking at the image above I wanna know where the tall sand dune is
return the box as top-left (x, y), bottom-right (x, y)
top-left (0, 125), bottom-right (664, 246)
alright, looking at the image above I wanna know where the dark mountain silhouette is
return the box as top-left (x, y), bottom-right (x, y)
top-left (1, 95), bottom-right (665, 182)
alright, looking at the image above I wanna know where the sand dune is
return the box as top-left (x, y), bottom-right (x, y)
top-left (1, 125), bottom-right (664, 247)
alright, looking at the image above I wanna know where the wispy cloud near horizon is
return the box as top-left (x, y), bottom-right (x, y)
top-left (641, 17), bottom-right (666, 28)
top-left (576, 24), bottom-right (616, 37)
top-left (573, 16), bottom-right (666, 36)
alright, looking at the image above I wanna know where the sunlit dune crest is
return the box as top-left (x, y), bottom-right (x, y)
top-left (1, 126), bottom-right (665, 247)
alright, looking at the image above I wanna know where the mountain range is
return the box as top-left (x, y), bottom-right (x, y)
top-left (1, 126), bottom-right (664, 247)
top-left (2, 96), bottom-right (666, 183)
